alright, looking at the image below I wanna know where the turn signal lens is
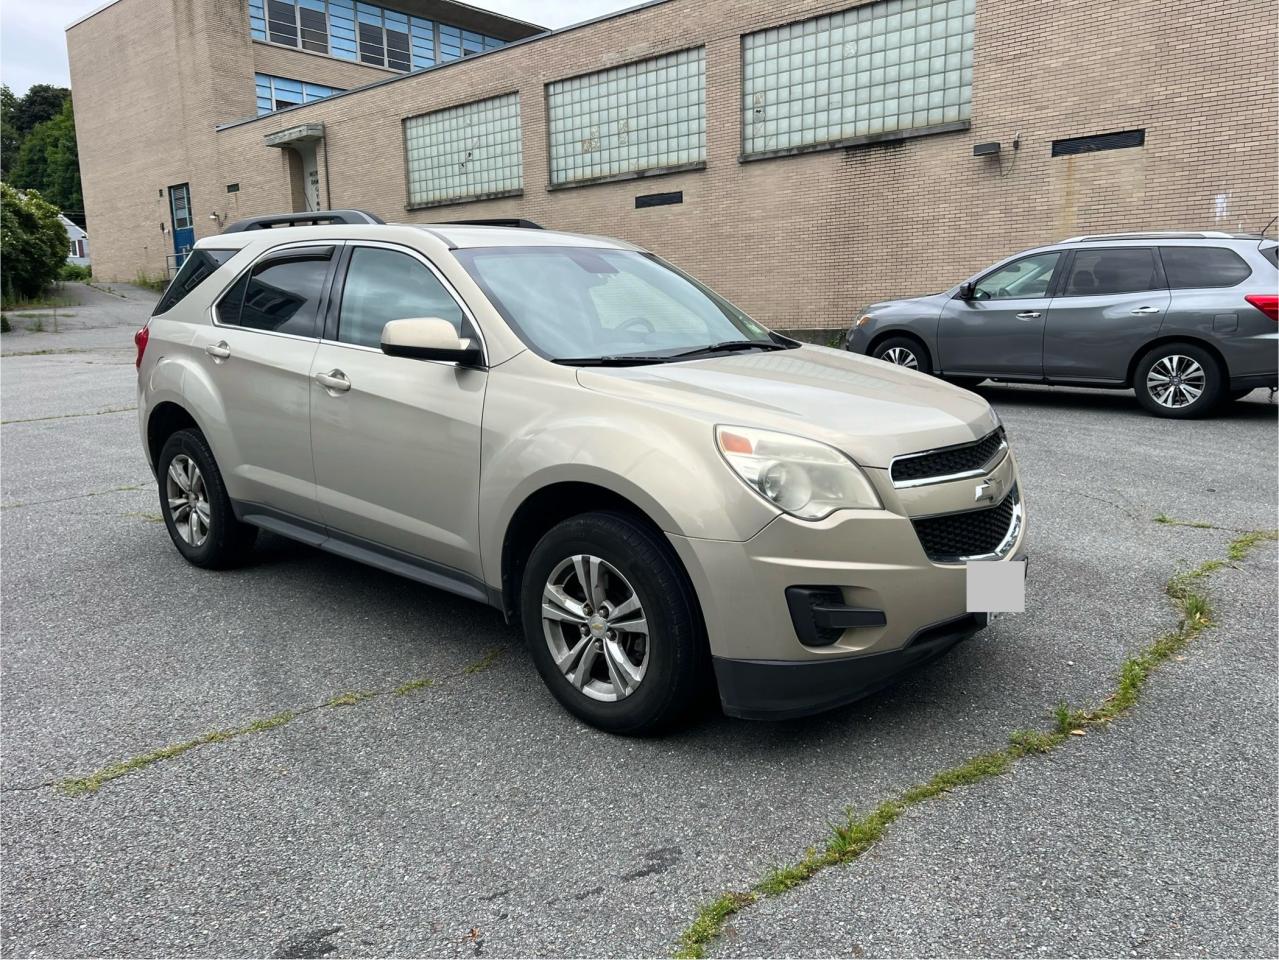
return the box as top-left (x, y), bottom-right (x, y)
top-left (1244, 294), bottom-right (1278, 321)
top-left (715, 425), bottom-right (882, 520)
top-left (854, 314), bottom-right (873, 328)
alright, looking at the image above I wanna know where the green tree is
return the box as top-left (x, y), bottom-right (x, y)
top-left (11, 100), bottom-right (81, 214)
top-left (10, 84), bottom-right (69, 136)
top-left (0, 183), bottom-right (69, 302)
top-left (1, 86), bottom-right (19, 178)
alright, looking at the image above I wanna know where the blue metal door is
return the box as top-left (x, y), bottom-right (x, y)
top-left (168, 183), bottom-right (194, 267)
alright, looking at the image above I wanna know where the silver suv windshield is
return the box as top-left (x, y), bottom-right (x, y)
top-left (455, 246), bottom-right (790, 364)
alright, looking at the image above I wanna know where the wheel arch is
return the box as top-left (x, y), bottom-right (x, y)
top-left (146, 401), bottom-right (202, 473)
top-left (498, 481), bottom-right (699, 625)
top-left (866, 328), bottom-right (931, 363)
top-left (1127, 335), bottom-right (1229, 388)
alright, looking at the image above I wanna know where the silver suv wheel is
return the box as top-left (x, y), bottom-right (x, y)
top-left (165, 454), bottom-right (211, 546)
top-left (541, 554), bottom-right (648, 702)
top-left (1146, 354), bottom-right (1206, 409)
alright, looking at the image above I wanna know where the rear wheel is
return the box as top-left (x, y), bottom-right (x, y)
top-left (871, 335), bottom-right (932, 375)
top-left (520, 511), bottom-right (706, 735)
top-left (1133, 343), bottom-right (1224, 419)
top-left (157, 429), bottom-right (257, 568)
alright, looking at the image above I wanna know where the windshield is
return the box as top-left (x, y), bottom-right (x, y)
top-left (454, 246), bottom-right (786, 363)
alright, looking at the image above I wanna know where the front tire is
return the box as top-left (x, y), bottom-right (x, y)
top-left (1133, 343), bottom-right (1223, 419)
top-left (520, 511), bottom-right (706, 735)
top-left (157, 429), bottom-right (257, 568)
top-left (871, 335), bottom-right (933, 375)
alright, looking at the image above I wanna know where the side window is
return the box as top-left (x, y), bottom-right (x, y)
top-left (972, 252), bottom-right (1060, 301)
top-left (153, 248), bottom-right (237, 316)
top-left (1062, 248), bottom-right (1160, 296)
top-left (337, 247), bottom-right (466, 349)
top-left (217, 246), bottom-right (333, 336)
top-left (1159, 246), bottom-right (1252, 288)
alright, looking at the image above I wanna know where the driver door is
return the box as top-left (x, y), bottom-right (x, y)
top-left (308, 242), bottom-right (487, 579)
top-left (937, 251), bottom-right (1063, 379)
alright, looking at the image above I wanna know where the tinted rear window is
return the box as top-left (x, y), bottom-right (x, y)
top-left (215, 246), bottom-right (333, 337)
top-left (1159, 246), bottom-right (1252, 288)
top-left (1260, 245), bottom-right (1278, 269)
top-left (152, 249), bottom-right (236, 316)
top-left (1062, 248), bottom-right (1160, 296)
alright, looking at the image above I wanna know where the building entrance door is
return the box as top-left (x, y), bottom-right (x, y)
top-left (168, 183), bottom-right (194, 267)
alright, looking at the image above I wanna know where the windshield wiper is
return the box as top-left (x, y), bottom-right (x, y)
top-left (553, 355), bottom-right (672, 367)
top-left (667, 340), bottom-right (790, 360)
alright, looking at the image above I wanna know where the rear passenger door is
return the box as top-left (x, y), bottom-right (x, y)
top-left (189, 243), bottom-right (336, 523)
top-left (1042, 247), bottom-right (1170, 383)
top-left (1157, 244), bottom-right (1255, 338)
top-left (308, 243), bottom-right (487, 583)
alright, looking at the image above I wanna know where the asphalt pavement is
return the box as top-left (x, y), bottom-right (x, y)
top-left (1, 283), bottom-right (1276, 957)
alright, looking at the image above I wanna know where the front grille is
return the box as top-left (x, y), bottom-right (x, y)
top-left (891, 428), bottom-right (1006, 486)
top-left (913, 486), bottom-right (1018, 562)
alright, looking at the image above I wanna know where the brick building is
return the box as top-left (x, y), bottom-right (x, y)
top-left (69, 0), bottom-right (1277, 332)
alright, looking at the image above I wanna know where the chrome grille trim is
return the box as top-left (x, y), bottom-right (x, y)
top-left (890, 427), bottom-right (1008, 489)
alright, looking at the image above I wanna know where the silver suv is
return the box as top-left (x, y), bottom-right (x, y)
top-left (847, 232), bottom-right (1279, 418)
top-left (137, 212), bottom-right (1025, 734)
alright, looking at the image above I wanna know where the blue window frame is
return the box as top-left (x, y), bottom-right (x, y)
top-left (249, 1), bottom-right (508, 72)
top-left (255, 73), bottom-right (343, 115)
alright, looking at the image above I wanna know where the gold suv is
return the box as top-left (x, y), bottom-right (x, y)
top-left (136, 212), bottom-right (1026, 733)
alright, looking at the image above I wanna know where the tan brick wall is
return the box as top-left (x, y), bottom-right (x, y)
top-left (76, 0), bottom-right (1278, 332)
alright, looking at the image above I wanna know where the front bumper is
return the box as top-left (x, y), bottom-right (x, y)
top-left (666, 454), bottom-right (1026, 718)
top-left (713, 611), bottom-right (986, 719)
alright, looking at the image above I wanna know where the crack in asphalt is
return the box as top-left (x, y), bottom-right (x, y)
top-left (1, 406), bottom-right (136, 425)
top-left (673, 522), bottom-right (1278, 959)
top-left (1, 484), bottom-right (146, 510)
top-left (0, 649), bottom-right (509, 798)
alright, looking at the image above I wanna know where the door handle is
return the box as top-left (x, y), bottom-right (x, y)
top-left (1131, 306), bottom-right (1161, 315)
top-left (314, 369), bottom-right (351, 393)
top-left (205, 341), bottom-right (231, 360)
top-left (1015, 311), bottom-right (1042, 320)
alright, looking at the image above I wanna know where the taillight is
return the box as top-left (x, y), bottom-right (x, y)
top-left (1244, 294), bottom-right (1278, 321)
top-left (134, 324), bottom-right (150, 369)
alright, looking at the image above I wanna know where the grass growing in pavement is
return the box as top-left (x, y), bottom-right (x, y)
top-left (674, 525), bottom-right (1277, 959)
top-left (1154, 513), bottom-right (1214, 529)
top-left (59, 711), bottom-right (295, 797)
top-left (463, 649), bottom-right (503, 674)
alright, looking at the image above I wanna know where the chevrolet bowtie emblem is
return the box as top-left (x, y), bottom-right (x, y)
top-left (975, 477), bottom-right (998, 503)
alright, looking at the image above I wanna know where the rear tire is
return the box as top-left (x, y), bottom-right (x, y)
top-left (157, 429), bottom-right (257, 569)
top-left (871, 335), bottom-right (933, 375)
top-left (1133, 343), bottom-right (1224, 419)
top-left (520, 511), bottom-right (706, 735)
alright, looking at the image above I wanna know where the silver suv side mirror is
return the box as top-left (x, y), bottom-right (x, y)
top-left (381, 317), bottom-right (483, 366)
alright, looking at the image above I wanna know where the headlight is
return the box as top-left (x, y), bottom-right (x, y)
top-left (853, 314), bottom-right (873, 328)
top-left (716, 425), bottom-right (882, 520)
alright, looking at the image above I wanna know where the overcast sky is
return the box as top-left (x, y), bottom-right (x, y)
top-left (0, 0), bottom-right (639, 94)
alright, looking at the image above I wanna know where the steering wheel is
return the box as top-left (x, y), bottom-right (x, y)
top-left (619, 316), bottom-right (654, 334)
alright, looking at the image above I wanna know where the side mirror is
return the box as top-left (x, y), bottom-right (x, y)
top-left (380, 317), bottom-right (483, 366)
top-left (957, 281), bottom-right (975, 301)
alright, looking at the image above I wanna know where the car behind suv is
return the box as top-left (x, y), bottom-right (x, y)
top-left (137, 211), bottom-right (1025, 734)
top-left (847, 232), bottom-right (1278, 418)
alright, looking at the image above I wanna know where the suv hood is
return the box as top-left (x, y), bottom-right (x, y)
top-left (577, 345), bottom-right (997, 468)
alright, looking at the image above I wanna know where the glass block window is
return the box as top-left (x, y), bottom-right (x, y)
top-left (546, 47), bottom-right (706, 187)
top-left (255, 74), bottom-right (344, 115)
top-left (742, 0), bottom-right (974, 157)
top-left (250, 1), bottom-right (507, 71)
top-left (404, 94), bottom-right (523, 207)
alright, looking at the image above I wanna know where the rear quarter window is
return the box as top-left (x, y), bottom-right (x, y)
top-left (1158, 246), bottom-right (1252, 288)
top-left (1260, 245), bottom-right (1278, 269)
top-left (152, 249), bottom-right (237, 316)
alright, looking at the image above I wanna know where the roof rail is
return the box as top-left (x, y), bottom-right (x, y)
top-left (1059, 231), bottom-right (1239, 243)
top-left (435, 218), bottom-right (544, 229)
top-left (222, 209), bottom-right (385, 233)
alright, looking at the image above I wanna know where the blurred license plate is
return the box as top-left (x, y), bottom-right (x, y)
top-left (966, 559), bottom-right (1025, 613)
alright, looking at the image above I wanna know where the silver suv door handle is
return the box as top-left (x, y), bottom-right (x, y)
top-left (1131, 305), bottom-right (1161, 315)
top-left (205, 341), bottom-right (231, 360)
top-left (1016, 311), bottom-right (1041, 320)
top-left (314, 369), bottom-right (351, 393)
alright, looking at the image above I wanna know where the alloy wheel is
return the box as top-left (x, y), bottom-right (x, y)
top-left (1146, 355), bottom-right (1206, 409)
top-left (881, 346), bottom-right (919, 369)
top-left (166, 454), bottom-right (211, 547)
top-left (541, 554), bottom-right (649, 702)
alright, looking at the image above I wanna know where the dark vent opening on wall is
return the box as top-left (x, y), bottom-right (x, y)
top-left (635, 191), bottom-right (683, 209)
top-left (226, 183), bottom-right (240, 194)
top-left (1051, 129), bottom-right (1145, 157)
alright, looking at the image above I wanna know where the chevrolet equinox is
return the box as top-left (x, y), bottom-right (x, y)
top-left (136, 212), bottom-right (1026, 734)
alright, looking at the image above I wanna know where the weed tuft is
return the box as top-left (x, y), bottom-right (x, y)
top-left (464, 650), bottom-right (503, 674)
top-left (393, 677), bottom-right (434, 697)
top-left (326, 690), bottom-right (376, 707)
top-left (676, 891), bottom-right (757, 959)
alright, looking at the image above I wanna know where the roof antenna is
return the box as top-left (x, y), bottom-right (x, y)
top-left (1258, 215), bottom-right (1277, 248)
